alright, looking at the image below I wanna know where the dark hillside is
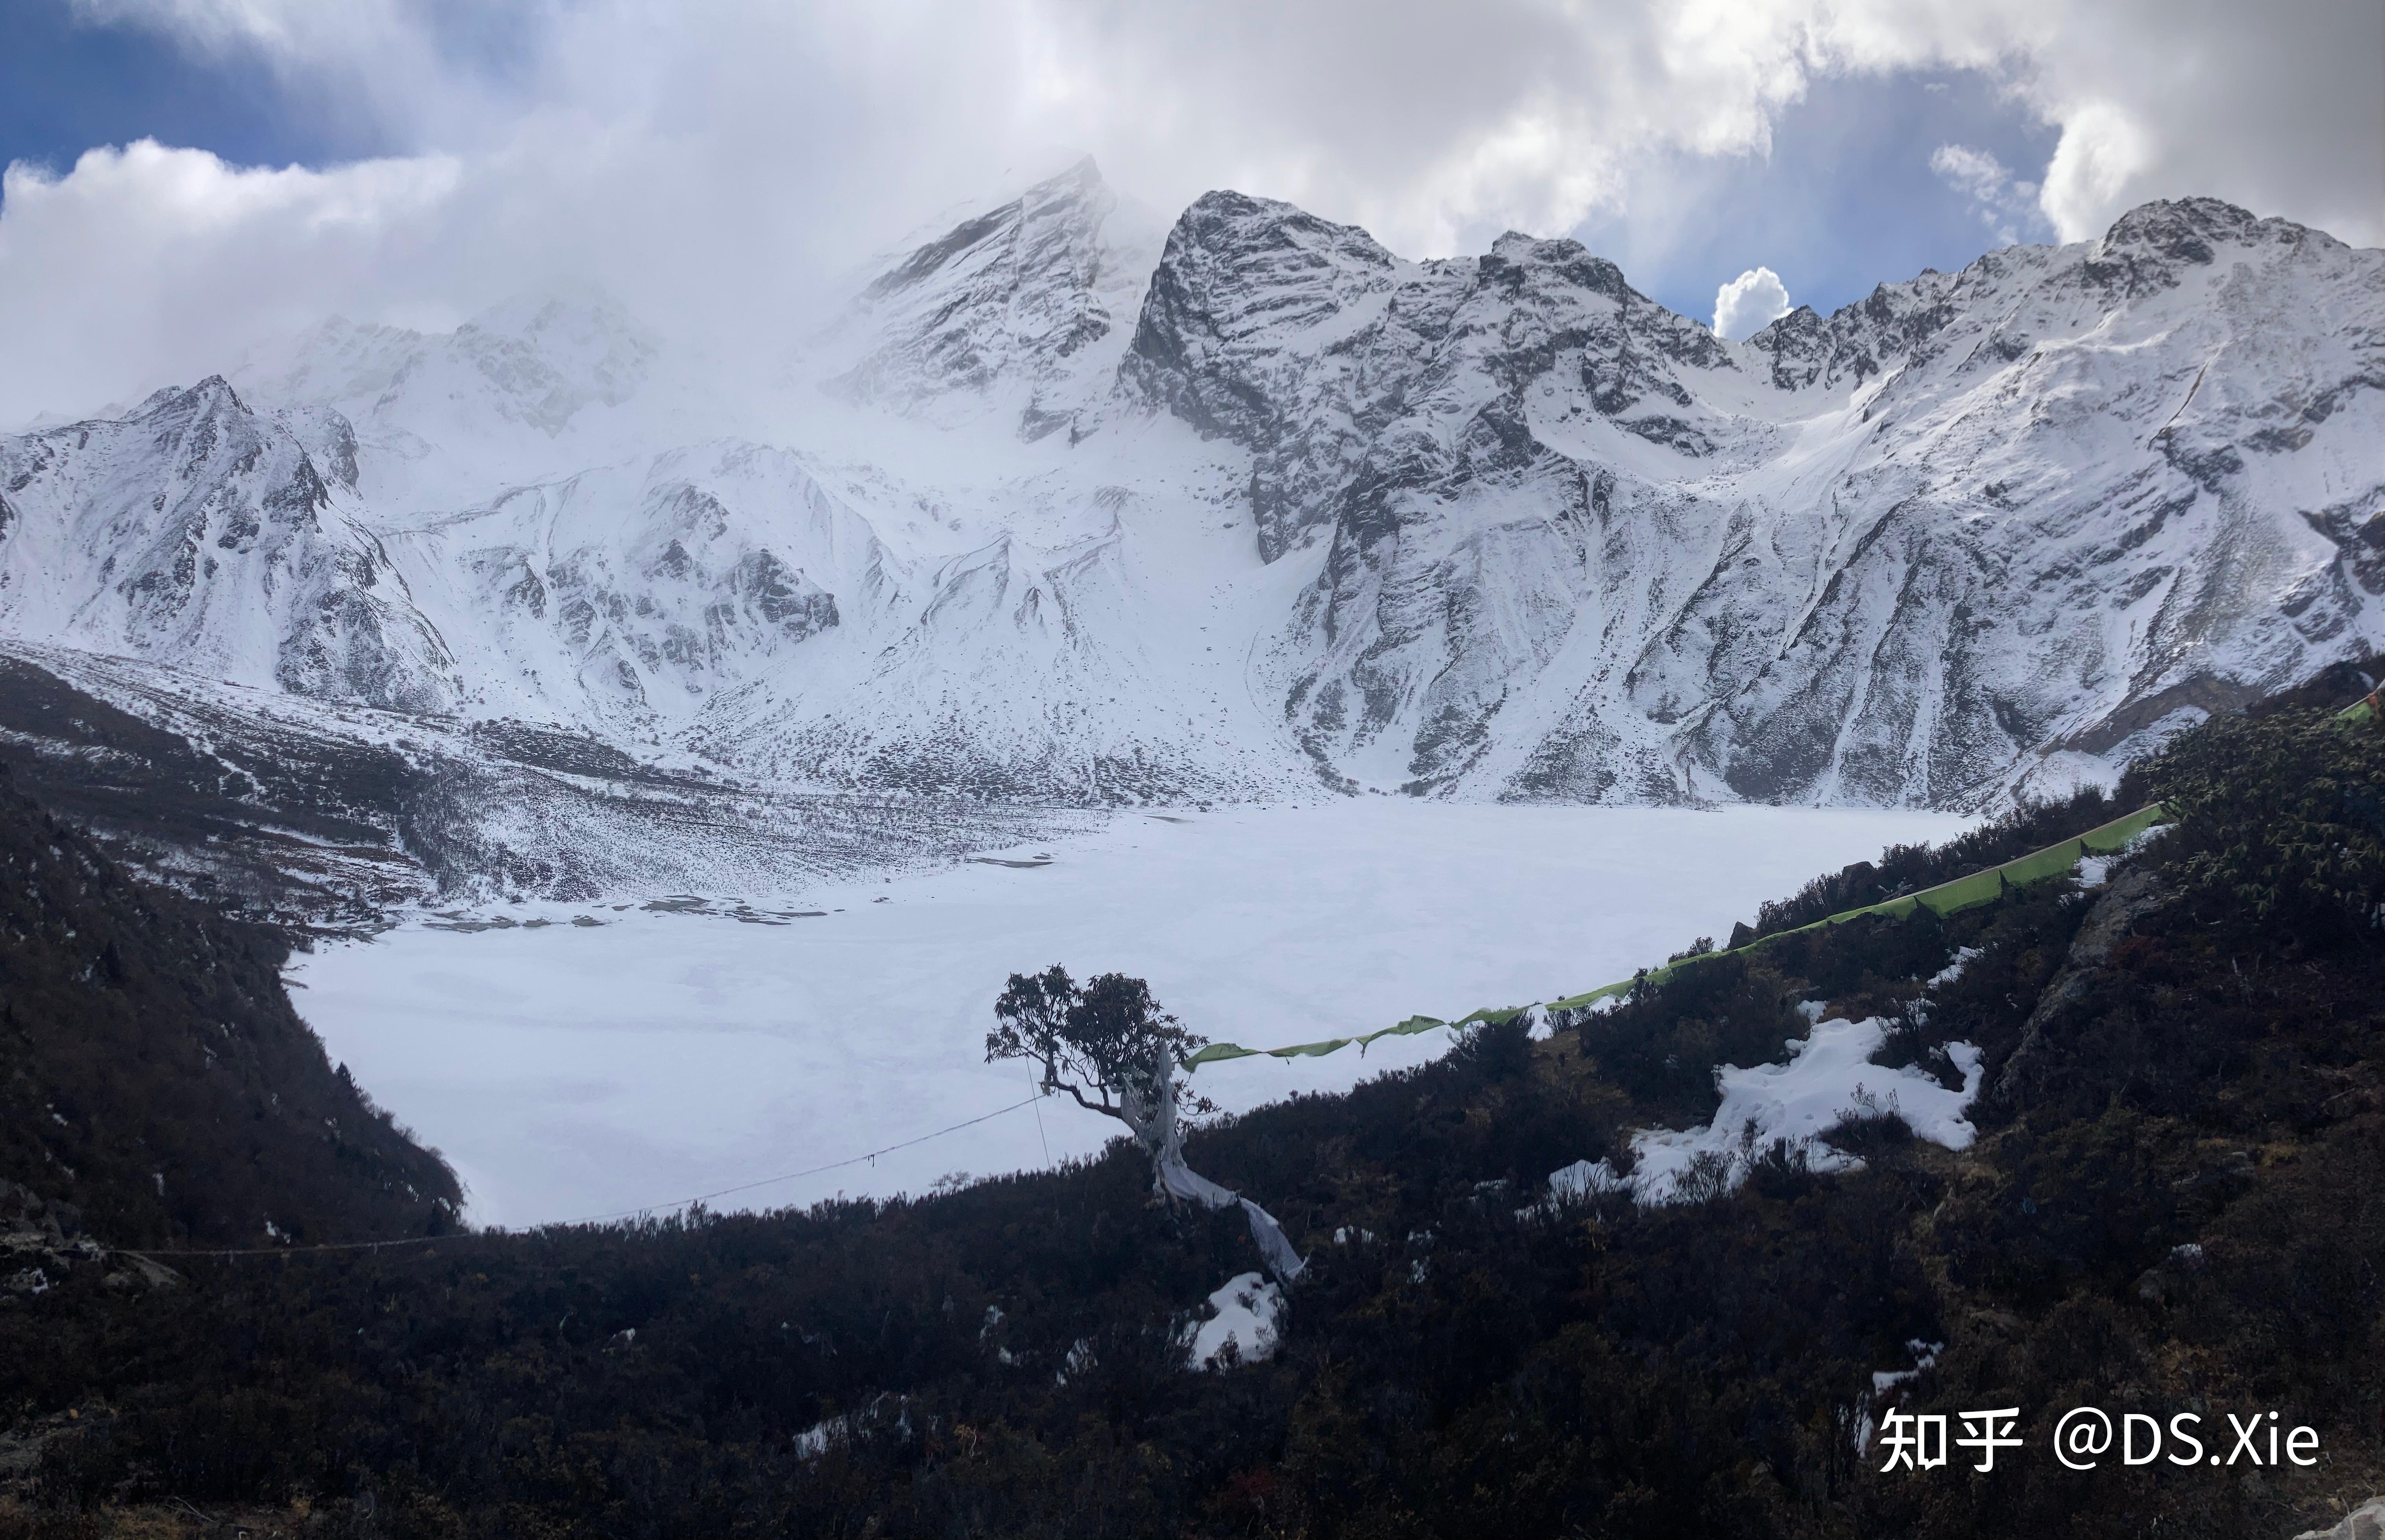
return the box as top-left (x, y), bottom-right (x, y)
top-left (2, 687), bottom-right (2380, 1538)
top-left (0, 766), bottom-right (461, 1249)
top-left (0, 653), bottom-right (431, 932)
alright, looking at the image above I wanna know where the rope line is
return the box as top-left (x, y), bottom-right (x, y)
top-left (125, 1095), bottom-right (1042, 1261)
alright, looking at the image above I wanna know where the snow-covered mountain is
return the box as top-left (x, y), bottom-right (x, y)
top-left (1122, 194), bottom-right (2382, 803)
top-left (232, 292), bottom-right (679, 509)
top-left (0, 377), bottom-right (457, 713)
top-left (0, 162), bottom-right (2376, 847)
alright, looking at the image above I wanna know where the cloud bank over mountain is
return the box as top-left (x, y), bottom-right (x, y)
top-left (1, 0), bottom-right (2378, 424)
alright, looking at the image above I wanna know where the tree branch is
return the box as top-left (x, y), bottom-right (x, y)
top-left (1041, 1065), bottom-right (1119, 1120)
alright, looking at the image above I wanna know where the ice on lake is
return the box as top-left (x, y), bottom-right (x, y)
top-left (289, 801), bottom-right (1970, 1227)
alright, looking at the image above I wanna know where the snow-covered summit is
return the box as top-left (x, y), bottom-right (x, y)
top-left (813, 157), bottom-right (1167, 438)
top-left (1123, 196), bottom-right (1744, 560)
top-left (1110, 192), bottom-right (2381, 803)
top-left (236, 294), bottom-right (668, 508)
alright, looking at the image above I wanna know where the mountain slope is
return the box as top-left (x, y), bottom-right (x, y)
top-left (4, 688), bottom-right (2379, 1537)
top-left (234, 294), bottom-right (670, 508)
top-left (817, 156), bottom-right (1167, 438)
top-left (0, 643), bottom-right (1091, 925)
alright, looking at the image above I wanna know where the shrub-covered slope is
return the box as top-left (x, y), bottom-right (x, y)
top-left (2, 692), bottom-right (2379, 1538)
top-left (0, 767), bottom-right (461, 1250)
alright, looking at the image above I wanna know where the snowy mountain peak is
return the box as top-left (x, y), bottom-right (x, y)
top-left (1106, 191), bottom-right (2380, 804)
top-left (247, 297), bottom-right (656, 434)
top-left (862, 157), bottom-right (1108, 303)
top-left (821, 157), bottom-right (1165, 434)
top-left (234, 295), bottom-right (666, 508)
top-left (148, 372), bottom-right (246, 415)
top-left (1123, 190), bottom-right (1400, 426)
top-left (0, 375), bottom-right (456, 712)
top-left (2091, 196), bottom-right (2300, 272)
top-left (1122, 190), bottom-right (1735, 559)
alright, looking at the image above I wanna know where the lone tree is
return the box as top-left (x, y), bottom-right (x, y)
top-left (988, 966), bottom-right (1213, 1157)
top-left (988, 965), bottom-right (1303, 1281)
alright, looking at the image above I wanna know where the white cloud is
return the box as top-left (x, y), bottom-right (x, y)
top-left (1713, 266), bottom-right (1793, 339)
top-left (2034, 100), bottom-right (2153, 239)
top-left (1, 0), bottom-right (2376, 423)
top-left (2020, 0), bottom-right (2381, 244)
top-left (1930, 142), bottom-right (2047, 246)
top-left (0, 142), bottom-right (466, 421)
top-left (1929, 144), bottom-right (2012, 204)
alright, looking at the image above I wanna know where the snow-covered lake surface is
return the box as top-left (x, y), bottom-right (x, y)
top-left (290, 802), bottom-right (1969, 1227)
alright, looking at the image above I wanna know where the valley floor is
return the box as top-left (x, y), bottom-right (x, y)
top-left (288, 801), bottom-right (1968, 1225)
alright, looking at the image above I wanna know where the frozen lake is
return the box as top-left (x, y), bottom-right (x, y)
top-left (290, 802), bottom-right (1970, 1227)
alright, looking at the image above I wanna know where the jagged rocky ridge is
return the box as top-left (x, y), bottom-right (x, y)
top-left (0, 377), bottom-right (456, 714)
top-left (0, 165), bottom-right (2375, 846)
top-left (1124, 193), bottom-right (2384, 803)
top-left (822, 156), bottom-right (1165, 438)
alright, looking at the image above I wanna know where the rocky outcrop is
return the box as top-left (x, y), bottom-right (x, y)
top-left (0, 1179), bottom-right (177, 1297)
top-left (2296, 1498), bottom-right (2385, 1540)
top-left (1994, 866), bottom-right (2174, 1106)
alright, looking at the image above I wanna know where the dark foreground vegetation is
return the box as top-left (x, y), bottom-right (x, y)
top-left (3, 684), bottom-right (2381, 1538)
top-left (0, 766), bottom-right (460, 1250)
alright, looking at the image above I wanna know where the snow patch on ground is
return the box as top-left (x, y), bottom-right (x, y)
top-left (1555, 1017), bottom-right (1985, 1206)
top-left (1925, 947), bottom-right (1983, 989)
top-left (1872, 1339), bottom-right (1945, 1396)
top-left (1185, 1272), bottom-right (1283, 1370)
top-left (1545, 1158), bottom-right (1629, 1205)
top-left (2077, 824), bottom-right (2170, 889)
top-left (792, 1394), bottom-right (910, 1459)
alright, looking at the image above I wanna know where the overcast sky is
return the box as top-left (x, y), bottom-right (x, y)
top-left (2, 0), bottom-right (2379, 423)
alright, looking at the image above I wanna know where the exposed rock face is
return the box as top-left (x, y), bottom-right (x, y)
top-left (2296, 1497), bottom-right (2385, 1540)
top-left (1125, 199), bottom-right (1734, 564)
top-left (453, 476), bottom-right (841, 717)
top-left (1995, 865), bottom-right (2173, 1106)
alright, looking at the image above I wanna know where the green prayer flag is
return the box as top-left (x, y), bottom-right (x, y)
top-left (1185, 801), bottom-right (2180, 1073)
